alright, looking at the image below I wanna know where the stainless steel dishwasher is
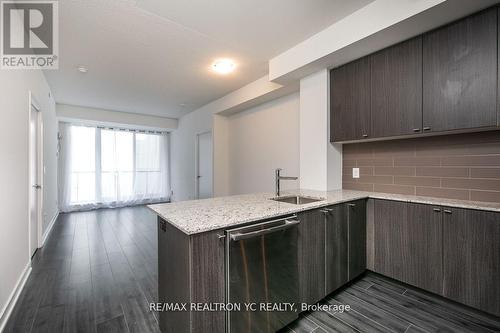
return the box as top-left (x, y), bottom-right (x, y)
top-left (226, 215), bottom-right (300, 333)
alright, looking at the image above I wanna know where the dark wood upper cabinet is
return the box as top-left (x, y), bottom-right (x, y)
top-left (330, 57), bottom-right (371, 142)
top-left (443, 207), bottom-right (500, 317)
top-left (347, 200), bottom-right (366, 280)
top-left (423, 8), bottom-right (498, 133)
top-left (371, 37), bottom-right (423, 137)
top-left (330, 6), bottom-right (499, 143)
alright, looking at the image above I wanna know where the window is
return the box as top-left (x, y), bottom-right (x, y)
top-left (135, 133), bottom-right (162, 197)
top-left (69, 126), bottom-right (96, 204)
top-left (60, 124), bottom-right (170, 212)
top-left (101, 130), bottom-right (134, 201)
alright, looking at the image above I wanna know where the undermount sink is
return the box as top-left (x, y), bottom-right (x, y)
top-left (270, 195), bottom-right (325, 205)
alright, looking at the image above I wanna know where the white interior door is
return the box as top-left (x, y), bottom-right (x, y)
top-left (29, 103), bottom-right (41, 257)
top-left (196, 131), bottom-right (213, 199)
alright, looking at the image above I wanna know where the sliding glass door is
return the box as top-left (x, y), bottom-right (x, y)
top-left (59, 123), bottom-right (169, 212)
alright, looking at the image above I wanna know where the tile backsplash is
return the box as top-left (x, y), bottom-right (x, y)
top-left (342, 131), bottom-right (500, 203)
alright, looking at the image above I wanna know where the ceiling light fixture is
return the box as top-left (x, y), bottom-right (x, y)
top-left (77, 65), bottom-right (88, 73)
top-left (212, 59), bottom-right (235, 74)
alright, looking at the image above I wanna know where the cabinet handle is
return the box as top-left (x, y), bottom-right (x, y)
top-left (362, 134), bottom-right (368, 138)
top-left (413, 128), bottom-right (420, 132)
top-left (433, 208), bottom-right (441, 212)
top-left (348, 203), bottom-right (356, 208)
top-left (217, 234), bottom-right (226, 240)
top-left (443, 209), bottom-right (452, 214)
top-left (423, 126), bottom-right (431, 131)
top-left (320, 208), bottom-right (333, 214)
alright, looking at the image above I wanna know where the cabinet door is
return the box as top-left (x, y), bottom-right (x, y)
top-left (330, 57), bottom-right (371, 142)
top-left (298, 209), bottom-right (325, 304)
top-left (325, 205), bottom-right (348, 294)
top-left (190, 231), bottom-right (225, 333)
top-left (371, 37), bottom-right (422, 137)
top-left (348, 200), bottom-right (367, 280)
top-left (443, 208), bottom-right (500, 317)
top-left (423, 8), bottom-right (497, 132)
top-left (374, 201), bottom-right (443, 292)
top-left (405, 203), bottom-right (443, 294)
top-left (158, 218), bottom-right (191, 333)
top-left (373, 199), bottom-right (407, 281)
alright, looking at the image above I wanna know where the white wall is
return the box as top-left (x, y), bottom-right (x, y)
top-left (170, 75), bottom-right (296, 202)
top-left (299, 69), bottom-right (342, 191)
top-left (0, 69), bottom-right (57, 327)
top-left (227, 93), bottom-right (299, 195)
top-left (170, 107), bottom-right (214, 201)
top-left (213, 115), bottom-right (230, 197)
top-left (42, 94), bottom-right (59, 234)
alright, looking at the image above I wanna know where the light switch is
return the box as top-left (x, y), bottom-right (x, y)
top-left (352, 168), bottom-right (360, 179)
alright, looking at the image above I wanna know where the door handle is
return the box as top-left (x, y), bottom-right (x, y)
top-left (230, 219), bottom-right (300, 241)
top-left (32, 184), bottom-right (41, 189)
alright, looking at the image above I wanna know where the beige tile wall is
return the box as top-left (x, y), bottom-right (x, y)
top-left (342, 131), bottom-right (500, 203)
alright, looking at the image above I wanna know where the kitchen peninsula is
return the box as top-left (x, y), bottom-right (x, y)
top-left (149, 189), bottom-right (500, 333)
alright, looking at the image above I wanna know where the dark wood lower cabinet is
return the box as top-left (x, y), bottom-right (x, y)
top-left (348, 200), bottom-right (367, 280)
top-left (158, 218), bottom-right (191, 333)
top-left (373, 199), bottom-right (407, 282)
top-left (303, 200), bottom-right (367, 301)
top-left (373, 200), bottom-right (500, 317)
top-left (405, 203), bottom-right (443, 294)
top-left (325, 205), bottom-right (348, 294)
top-left (373, 200), bottom-right (443, 294)
top-left (323, 200), bottom-right (368, 295)
top-left (158, 219), bottom-right (225, 333)
top-left (298, 209), bottom-right (326, 304)
top-left (443, 207), bottom-right (500, 317)
top-left (190, 231), bottom-right (226, 332)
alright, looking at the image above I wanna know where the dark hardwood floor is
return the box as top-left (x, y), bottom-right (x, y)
top-left (4, 206), bottom-right (159, 333)
top-left (282, 273), bottom-right (500, 333)
top-left (5, 206), bottom-right (500, 333)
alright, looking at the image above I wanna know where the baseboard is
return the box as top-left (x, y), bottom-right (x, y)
top-left (41, 210), bottom-right (59, 247)
top-left (0, 263), bottom-right (32, 332)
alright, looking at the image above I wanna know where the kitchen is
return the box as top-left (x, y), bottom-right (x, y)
top-left (149, 3), bottom-right (500, 333)
top-left (2, 1), bottom-right (500, 333)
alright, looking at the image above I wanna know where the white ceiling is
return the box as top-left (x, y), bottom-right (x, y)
top-left (45, 0), bottom-right (374, 118)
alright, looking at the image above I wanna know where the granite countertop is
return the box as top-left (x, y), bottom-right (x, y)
top-left (148, 189), bottom-right (500, 235)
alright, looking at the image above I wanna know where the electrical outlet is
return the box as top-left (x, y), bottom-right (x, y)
top-left (352, 168), bottom-right (360, 179)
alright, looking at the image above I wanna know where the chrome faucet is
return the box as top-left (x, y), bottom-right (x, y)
top-left (275, 168), bottom-right (298, 197)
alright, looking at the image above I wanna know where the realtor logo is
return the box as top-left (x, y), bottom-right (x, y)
top-left (1, 0), bottom-right (58, 69)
